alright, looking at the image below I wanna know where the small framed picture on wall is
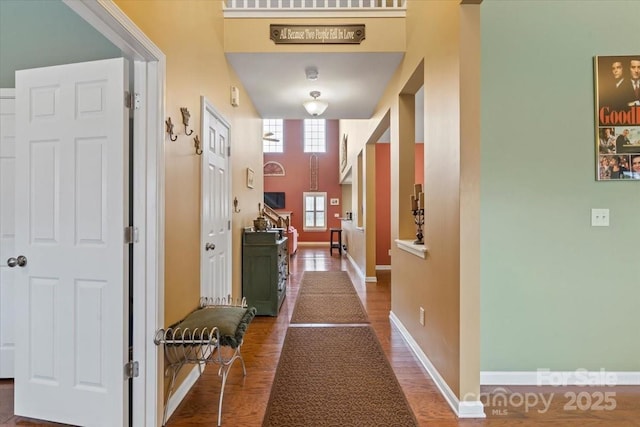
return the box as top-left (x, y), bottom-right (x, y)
top-left (246, 167), bottom-right (255, 188)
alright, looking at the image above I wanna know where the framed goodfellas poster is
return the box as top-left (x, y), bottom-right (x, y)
top-left (594, 55), bottom-right (640, 180)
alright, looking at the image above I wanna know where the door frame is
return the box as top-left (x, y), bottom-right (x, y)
top-left (62, 2), bottom-right (165, 426)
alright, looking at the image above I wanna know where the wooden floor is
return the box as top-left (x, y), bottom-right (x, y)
top-left (1, 246), bottom-right (639, 426)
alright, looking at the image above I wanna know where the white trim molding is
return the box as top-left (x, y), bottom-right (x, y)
top-left (390, 312), bottom-right (486, 419)
top-left (481, 371), bottom-right (640, 386)
top-left (223, 0), bottom-right (407, 19)
top-left (0, 88), bottom-right (16, 97)
top-left (346, 251), bottom-right (365, 281)
top-left (165, 365), bottom-right (201, 422)
top-left (395, 239), bottom-right (427, 259)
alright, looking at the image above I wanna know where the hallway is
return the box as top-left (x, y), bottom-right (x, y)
top-left (2, 247), bottom-right (640, 426)
top-left (164, 246), bottom-right (455, 426)
top-left (162, 247), bottom-right (640, 427)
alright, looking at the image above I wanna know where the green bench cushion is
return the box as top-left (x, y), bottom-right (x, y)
top-left (170, 305), bottom-right (257, 349)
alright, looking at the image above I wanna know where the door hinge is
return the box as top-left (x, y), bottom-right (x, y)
top-left (227, 146), bottom-right (231, 157)
top-left (125, 361), bottom-right (139, 379)
top-left (124, 226), bottom-right (139, 244)
top-left (125, 91), bottom-right (141, 110)
top-left (228, 220), bottom-right (231, 230)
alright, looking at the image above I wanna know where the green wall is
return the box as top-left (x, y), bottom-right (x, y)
top-left (481, 1), bottom-right (640, 371)
top-left (0, 0), bottom-right (120, 88)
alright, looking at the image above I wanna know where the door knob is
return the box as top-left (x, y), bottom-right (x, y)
top-left (7, 255), bottom-right (27, 267)
top-left (205, 242), bottom-right (215, 251)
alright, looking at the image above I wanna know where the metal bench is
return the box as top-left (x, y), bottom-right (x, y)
top-left (154, 297), bottom-right (257, 426)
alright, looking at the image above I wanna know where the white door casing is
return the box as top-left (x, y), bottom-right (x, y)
top-left (14, 58), bottom-right (129, 427)
top-left (0, 89), bottom-right (16, 378)
top-left (200, 98), bottom-right (231, 301)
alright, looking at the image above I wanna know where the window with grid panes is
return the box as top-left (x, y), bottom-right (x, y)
top-left (303, 192), bottom-right (326, 231)
top-left (263, 119), bottom-right (283, 153)
top-left (303, 119), bottom-right (326, 153)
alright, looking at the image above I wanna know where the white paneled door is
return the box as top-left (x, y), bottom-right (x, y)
top-left (14, 58), bottom-right (129, 427)
top-left (0, 90), bottom-right (16, 378)
top-left (201, 99), bottom-right (231, 301)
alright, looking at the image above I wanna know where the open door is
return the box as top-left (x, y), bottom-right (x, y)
top-left (13, 58), bottom-right (129, 426)
top-left (0, 90), bottom-right (16, 378)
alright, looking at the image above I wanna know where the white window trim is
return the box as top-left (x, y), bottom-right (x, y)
top-left (303, 191), bottom-right (327, 232)
top-left (263, 118), bottom-right (283, 153)
top-left (303, 118), bottom-right (326, 153)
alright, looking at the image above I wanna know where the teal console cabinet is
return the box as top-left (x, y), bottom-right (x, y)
top-left (242, 229), bottom-right (288, 316)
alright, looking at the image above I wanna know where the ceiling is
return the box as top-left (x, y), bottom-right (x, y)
top-left (226, 52), bottom-right (404, 120)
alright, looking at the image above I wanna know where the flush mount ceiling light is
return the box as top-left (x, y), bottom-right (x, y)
top-left (303, 91), bottom-right (328, 117)
top-left (305, 66), bottom-right (319, 81)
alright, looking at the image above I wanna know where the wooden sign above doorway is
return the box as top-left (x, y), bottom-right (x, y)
top-left (270, 24), bottom-right (365, 44)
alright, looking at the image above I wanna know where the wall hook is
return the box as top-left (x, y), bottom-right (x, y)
top-left (194, 135), bottom-right (203, 155)
top-left (165, 117), bottom-right (177, 141)
top-left (233, 197), bottom-right (241, 213)
top-left (180, 107), bottom-right (194, 136)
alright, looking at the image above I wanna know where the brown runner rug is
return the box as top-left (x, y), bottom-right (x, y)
top-left (298, 271), bottom-right (358, 294)
top-left (262, 326), bottom-right (418, 427)
top-left (290, 271), bottom-right (369, 324)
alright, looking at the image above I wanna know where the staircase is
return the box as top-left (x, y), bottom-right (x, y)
top-left (263, 203), bottom-right (290, 229)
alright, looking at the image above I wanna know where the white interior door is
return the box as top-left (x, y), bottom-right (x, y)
top-left (201, 98), bottom-right (231, 301)
top-left (14, 58), bottom-right (129, 427)
top-left (0, 89), bottom-right (16, 378)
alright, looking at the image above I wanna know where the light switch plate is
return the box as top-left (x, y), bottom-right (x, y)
top-left (591, 208), bottom-right (610, 227)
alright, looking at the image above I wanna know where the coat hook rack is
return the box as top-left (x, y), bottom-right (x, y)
top-left (233, 197), bottom-right (241, 213)
top-left (165, 117), bottom-right (177, 141)
top-left (194, 135), bottom-right (203, 155)
top-left (180, 107), bottom-right (194, 136)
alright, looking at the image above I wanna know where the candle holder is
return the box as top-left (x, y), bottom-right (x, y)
top-left (412, 208), bottom-right (424, 245)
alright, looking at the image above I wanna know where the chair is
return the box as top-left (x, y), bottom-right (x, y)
top-left (330, 228), bottom-right (342, 255)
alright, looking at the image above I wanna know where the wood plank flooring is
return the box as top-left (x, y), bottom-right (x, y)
top-left (1, 247), bottom-right (639, 426)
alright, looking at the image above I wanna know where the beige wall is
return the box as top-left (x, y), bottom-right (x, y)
top-left (224, 17), bottom-right (405, 53)
top-left (459, 3), bottom-right (481, 402)
top-left (113, 0), bottom-right (264, 395)
top-left (116, 0), bottom-right (480, 407)
top-left (340, 1), bottom-right (480, 400)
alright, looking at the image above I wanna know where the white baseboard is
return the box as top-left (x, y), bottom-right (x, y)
top-left (346, 252), bottom-right (364, 280)
top-left (389, 311), bottom-right (486, 419)
top-left (459, 400), bottom-right (486, 417)
top-left (165, 365), bottom-right (202, 422)
top-left (297, 241), bottom-right (328, 246)
top-left (376, 265), bottom-right (391, 270)
top-left (481, 370), bottom-right (640, 386)
top-left (365, 276), bottom-right (377, 282)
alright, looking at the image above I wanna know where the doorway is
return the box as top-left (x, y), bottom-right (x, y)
top-left (0, 2), bottom-right (165, 426)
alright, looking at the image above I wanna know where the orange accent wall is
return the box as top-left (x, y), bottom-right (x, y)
top-left (264, 120), bottom-right (341, 242)
top-left (375, 144), bottom-right (391, 265)
top-left (375, 142), bottom-right (424, 266)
